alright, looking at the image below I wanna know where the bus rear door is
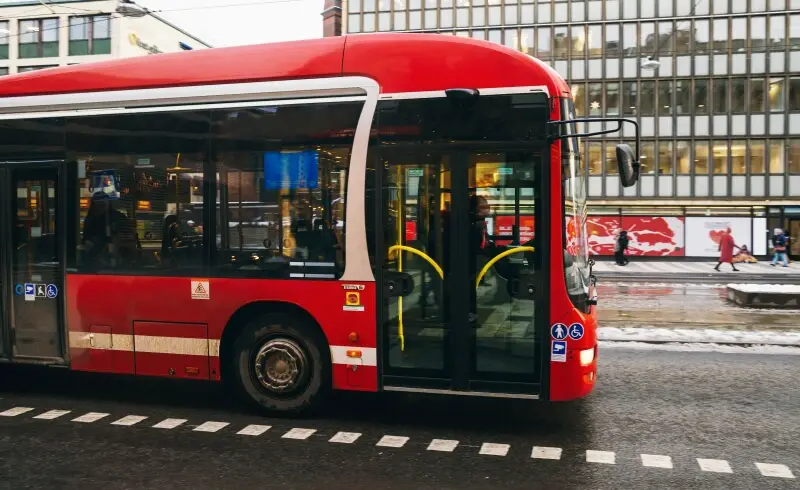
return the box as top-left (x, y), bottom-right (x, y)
top-left (0, 161), bottom-right (67, 363)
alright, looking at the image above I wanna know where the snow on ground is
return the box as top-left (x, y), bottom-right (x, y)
top-left (600, 340), bottom-right (800, 355)
top-left (726, 283), bottom-right (800, 293)
top-left (598, 326), bottom-right (800, 346)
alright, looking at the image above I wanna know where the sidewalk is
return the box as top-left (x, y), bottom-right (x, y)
top-left (593, 260), bottom-right (800, 284)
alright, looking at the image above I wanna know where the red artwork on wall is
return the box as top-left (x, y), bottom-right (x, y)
top-left (620, 216), bottom-right (685, 256)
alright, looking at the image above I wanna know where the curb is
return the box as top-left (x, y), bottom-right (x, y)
top-left (594, 273), bottom-right (800, 285)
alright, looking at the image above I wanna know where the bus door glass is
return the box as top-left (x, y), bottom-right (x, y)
top-left (1, 163), bottom-right (66, 360)
top-left (468, 151), bottom-right (540, 382)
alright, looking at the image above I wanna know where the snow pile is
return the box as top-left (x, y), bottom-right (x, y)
top-left (598, 326), bottom-right (800, 346)
top-left (601, 341), bottom-right (800, 355)
top-left (727, 283), bottom-right (800, 294)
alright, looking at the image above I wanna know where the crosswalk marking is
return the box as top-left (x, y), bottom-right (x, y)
top-left (531, 446), bottom-right (562, 460)
top-left (641, 454), bottom-right (673, 469)
top-left (282, 428), bottom-right (316, 440)
top-left (0, 407), bottom-right (34, 417)
top-left (237, 424), bottom-right (271, 436)
top-left (111, 415), bottom-right (147, 426)
top-left (586, 450), bottom-right (616, 464)
top-left (193, 421), bottom-right (229, 433)
top-left (427, 439), bottom-right (459, 452)
top-left (755, 463), bottom-right (795, 479)
top-left (72, 412), bottom-right (109, 423)
top-left (479, 443), bottom-right (510, 456)
top-left (33, 410), bottom-right (71, 420)
top-left (152, 418), bottom-right (187, 429)
top-left (376, 435), bottom-right (409, 448)
top-left (697, 458), bottom-right (733, 473)
top-left (329, 431), bottom-right (362, 444)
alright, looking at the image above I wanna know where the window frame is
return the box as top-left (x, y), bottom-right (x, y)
top-left (18, 18), bottom-right (59, 59)
top-left (68, 14), bottom-right (112, 56)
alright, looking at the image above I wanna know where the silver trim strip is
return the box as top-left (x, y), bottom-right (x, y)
top-left (0, 96), bottom-right (369, 121)
top-left (0, 77), bottom-right (377, 114)
top-left (382, 386), bottom-right (540, 400)
top-left (379, 85), bottom-right (550, 100)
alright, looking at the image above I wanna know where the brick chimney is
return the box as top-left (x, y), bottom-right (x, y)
top-left (321, 0), bottom-right (343, 37)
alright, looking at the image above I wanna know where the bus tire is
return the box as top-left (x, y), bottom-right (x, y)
top-left (231, 313), bottom-right (330, 415)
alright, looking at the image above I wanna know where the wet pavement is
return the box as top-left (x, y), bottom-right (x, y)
top-left (597, 282), bottom-right (800, 330)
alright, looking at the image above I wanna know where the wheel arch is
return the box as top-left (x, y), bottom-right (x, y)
top-left (219, 300), bottom-right (331, 384)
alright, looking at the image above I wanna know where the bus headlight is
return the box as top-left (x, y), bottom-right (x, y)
top-left (579, 347), bottom-right (595, 366)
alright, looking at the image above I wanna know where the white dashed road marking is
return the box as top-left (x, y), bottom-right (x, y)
top-left (111, 415), bottom-right (148, 426)
top-left (376, 435), bottom-right (409, 448)
top-left (0, 407), bottom-right (34, 417)
top-left (427, 439), bottom-right (459, 452)
top-left (697, 458), bottom-right (733, 473)
top-left (282, 428), bottom-right (316, 440)
top-left (33, 410), bottom-right (71, 420)
top-left (641, 454), bottom-right (673, 469)
top-left (329, 431), bottom-right (362, 444)
top-left (532, 446), bottom-right (562, 460)
top-left (237, 424), bottom-right (271, 436)
top-left (479, 443), bottom-right (510, 456)
top-left (0, 403), bottom-right (794, 479)
top-left (755, 463), bottom-right (795, 479)
top-left (193, 421), bottom-right (229, 433)
top-left (72, 412), bottom-right (109, 423)
top-left (586, 450), bottom-right (616, 465)
top-left (153, 418), bottom-right (187, 429)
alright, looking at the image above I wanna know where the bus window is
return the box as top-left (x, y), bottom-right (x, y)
top-left (210, 101), bottom-right (363, 280)
top-left (66, 111), bottom-right (210, 275)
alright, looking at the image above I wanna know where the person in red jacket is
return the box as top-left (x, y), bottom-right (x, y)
top-left (714, 227), bottom-right (741, 272)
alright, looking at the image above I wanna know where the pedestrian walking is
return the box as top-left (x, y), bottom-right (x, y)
top-left (614, 229), bottom-right (630, 266)
top-left (714, 227), bottom-right (740, 272)
top-left (770, 228), bottom-right (789, 267)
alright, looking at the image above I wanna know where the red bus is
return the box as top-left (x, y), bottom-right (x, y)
top-left (0, 34), bottom-right (639, 414)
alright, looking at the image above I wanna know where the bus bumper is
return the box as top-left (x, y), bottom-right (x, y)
top-left (549, 343), bottom-right (597, 401)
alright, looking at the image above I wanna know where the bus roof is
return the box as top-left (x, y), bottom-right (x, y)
top-left (0, 34), bottom-right (569, 99)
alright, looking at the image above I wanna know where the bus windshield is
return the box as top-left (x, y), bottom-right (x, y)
top-left (560, 98), bottom-right (591, 312)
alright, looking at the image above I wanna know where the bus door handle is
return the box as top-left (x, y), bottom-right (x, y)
top-left (384, 271), bottom-right (414, 298)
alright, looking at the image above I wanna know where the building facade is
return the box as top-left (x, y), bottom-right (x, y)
top-left (336, 0), bottom-right (800, 258)
top-left (0, 0), bottom-right (210, 75)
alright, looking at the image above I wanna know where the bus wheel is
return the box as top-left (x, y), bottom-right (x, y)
top-left (232, 313), bottom-right (330, 415)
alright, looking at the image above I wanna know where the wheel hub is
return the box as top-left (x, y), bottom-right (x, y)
top-left (253, 338), bottom-right (309, 394)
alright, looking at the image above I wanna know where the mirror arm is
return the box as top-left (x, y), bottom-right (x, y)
top-left (547, 117), bottom-right (641, 172)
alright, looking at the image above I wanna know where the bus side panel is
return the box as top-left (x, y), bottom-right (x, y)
top-left (65, 274), bottom-right (378, 392)
top-left (548, 307), bottom-right (598, 401)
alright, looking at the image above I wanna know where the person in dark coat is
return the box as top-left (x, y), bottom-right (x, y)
top-left (714, 227), bottom-right (740, 272)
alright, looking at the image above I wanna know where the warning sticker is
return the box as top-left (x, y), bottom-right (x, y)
top-left (343, 291), bottom-right (364, 312)
top-left (191, 279), bottom-right (210, 300)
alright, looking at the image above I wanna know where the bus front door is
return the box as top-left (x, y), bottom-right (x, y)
top-left (378, 148), bottom-right (545, 398)
top-left (0, 162), bottom-right (67, 362)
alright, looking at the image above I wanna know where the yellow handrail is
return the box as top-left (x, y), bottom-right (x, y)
top-left (475, 246), bottom-right (535, 288)
top-left (388, 245), bottom-right (444, 279)
top-left (387, 245), bottom-right (444, 352)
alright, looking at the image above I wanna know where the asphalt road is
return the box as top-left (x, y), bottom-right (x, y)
top-left (0, 347), bottom-right (797, 489)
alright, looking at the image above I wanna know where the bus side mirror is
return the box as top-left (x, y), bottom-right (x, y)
top-left (616, 144), bottom-right (639, 188)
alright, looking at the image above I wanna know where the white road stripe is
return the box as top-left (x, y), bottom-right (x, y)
top-left (586, 450), bottom-right (616, 464)
top-left (697, 458), bottom-right (732, 473)
top-left (0, 407), bottom-right (34, 417)
top-left (237, 424), bottom-right (271, 436)
top-left (282, 428), bottom-right (316, 440)
top-left (193, 421), bottom-right (229, 433)
top-left (376, 435), bottom-right (409, 448)
top-left (111, 415), bottom-right (148, 426)
top-left (531, 446), bottom-right (562, 460)
top-left (755, 463), bottom-right (795, 479)
top-left (641, 454), bottom-right (673, 469)
top-left (72, 412), bottom-right (109, 423)
top-left (152, 418), bottom-right (187, 429)
top-left (329, 431), bottom-right (362, 444)
top-left (479, 443), bottom-right (510, 456)
top-left (33, 410), bottom-right (71, 420)
top-left (427, 439), bottom-right (459, 452)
